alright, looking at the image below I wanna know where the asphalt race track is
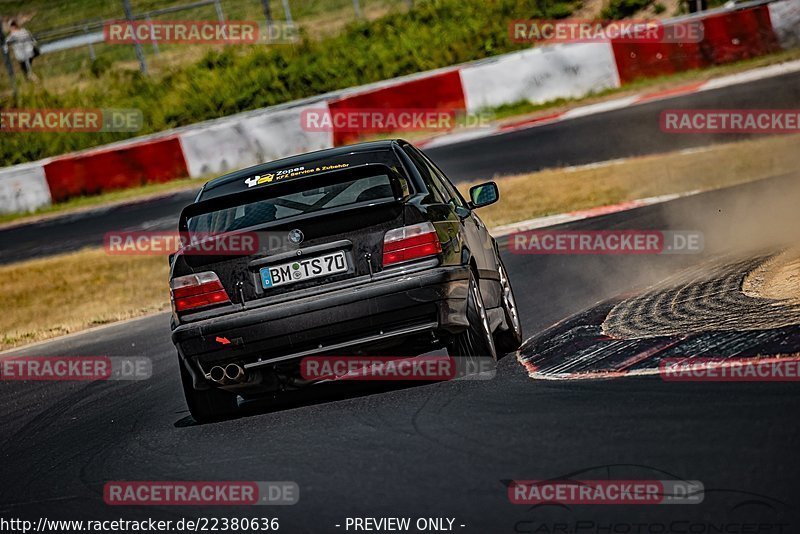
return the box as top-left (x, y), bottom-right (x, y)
top-left (2, 69), bottom-right (800, 264)
top-left (2, 174), bottom-right (799, 531)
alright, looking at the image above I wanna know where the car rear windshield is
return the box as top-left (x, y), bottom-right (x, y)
top-left (188, 171), bottom-right (403, 235)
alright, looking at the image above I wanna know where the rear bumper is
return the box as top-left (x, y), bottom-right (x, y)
top-left (172, 263), bottom-right (471, 386)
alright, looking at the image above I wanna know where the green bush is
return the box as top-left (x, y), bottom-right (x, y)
top-left (89, 57), bottom-right (113, 78)
top-left (0, 0), bottom-right (577, 167)
top-left (601, 0), bottom-right (654, 19)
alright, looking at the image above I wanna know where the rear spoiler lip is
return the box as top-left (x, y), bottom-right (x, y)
top-left (178, 163), bottom-right (406, 233)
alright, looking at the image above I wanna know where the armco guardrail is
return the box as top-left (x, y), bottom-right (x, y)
top-left (1, 0), bottom-right (799, 215)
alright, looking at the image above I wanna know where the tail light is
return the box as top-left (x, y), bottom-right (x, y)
top-left (170, 272), bottom-right (230, 313)
top-left (383, 222), bottom-right (442, 267)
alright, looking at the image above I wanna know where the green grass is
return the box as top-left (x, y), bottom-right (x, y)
top-left (601, 0), bottom-right (655, 19)
top-left (3, 0), bottom-right (410, 83)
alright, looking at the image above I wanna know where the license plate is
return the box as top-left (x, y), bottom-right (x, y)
top-left (261, 250), bottom-right (348, 289)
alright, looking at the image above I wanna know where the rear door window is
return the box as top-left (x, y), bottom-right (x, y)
top-left (418, 151), bottom-right (468, 209)
top-left (405, 148), bottom-right (449, 204)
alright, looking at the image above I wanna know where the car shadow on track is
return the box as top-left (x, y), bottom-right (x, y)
top-left (172, 381), bottom-right (435, 427)
top-left (173, 351), bottom-right (512, 427)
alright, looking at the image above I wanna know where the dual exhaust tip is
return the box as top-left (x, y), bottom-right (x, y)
top-left (209, 363), bottom-right (245, 385)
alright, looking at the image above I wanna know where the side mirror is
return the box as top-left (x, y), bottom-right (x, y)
top-left (468, 182), bottom-right (499, 209)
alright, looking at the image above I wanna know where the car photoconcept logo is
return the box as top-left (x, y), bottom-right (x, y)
top-left (288, 229), bottom-right (304, 245)
top-left (244, 173), bottom-right (274, 188)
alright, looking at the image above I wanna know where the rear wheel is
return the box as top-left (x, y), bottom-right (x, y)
top-left (179, 361), bottom-right (239, 423)
top-left (448, 273), bottom-right (497, 365)
top-left (494, 257), bottom-right (523, 354)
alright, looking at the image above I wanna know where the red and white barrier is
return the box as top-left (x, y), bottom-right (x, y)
top-left (770, 0), bottom-right (800, 47)
top-left (0, 162), bottom-right (52, 214)
top-left (178, 103), bottom-right (335, 179)
top-left (238, 103), bottom-right (334, 168)
top-left (460, 42), bottom-right (620, 113)
top-left (178, 119), bottom-right (260, 178)
top-left (327, 70), bottom-right (465, 146)
top-left (1, 1), bottom-right (797, 215)
top-left (611, 5), bottom-right (781, 83)
top-left (43, 136), bottom-right (188, 203)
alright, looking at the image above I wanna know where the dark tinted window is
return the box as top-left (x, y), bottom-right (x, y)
top-left (417, 149), bottom-right (467, 209)
top-left (188, 173), bottom-right (395, 235)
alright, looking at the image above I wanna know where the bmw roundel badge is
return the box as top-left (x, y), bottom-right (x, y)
top-left (288, 229), bottom-right (304, 245)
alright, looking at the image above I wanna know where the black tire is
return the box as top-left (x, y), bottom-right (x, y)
top-left (179, 361), bottom-right (239, 423)
top-left (494, 256), bottom-right (523, 354)
top-left (448, 272), bottom-right (497, 364)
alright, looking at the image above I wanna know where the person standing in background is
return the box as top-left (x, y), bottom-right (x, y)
top-left (3, 20), bottom-right (39, 81)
